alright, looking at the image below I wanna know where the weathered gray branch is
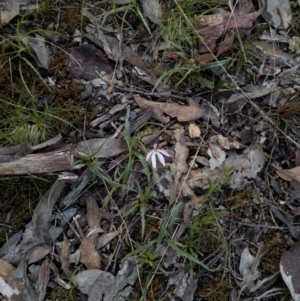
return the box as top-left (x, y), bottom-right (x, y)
top-left (0, 147), bottom-right (73, 175)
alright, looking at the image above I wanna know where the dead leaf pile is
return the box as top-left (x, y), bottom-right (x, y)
top-left (1, 0), bottom-right (300, 300)
top-left (0, 182), bottom-right (136, 301)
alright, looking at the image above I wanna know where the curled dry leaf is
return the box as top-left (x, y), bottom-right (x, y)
top-left (217, 135), bottom-right (240, 150)
top-left (188, 123), bottom-right (201, 138)
top-left (134, 95), bottom-right (203, 123)
top-left (22, 34), bottom-right (50, 70)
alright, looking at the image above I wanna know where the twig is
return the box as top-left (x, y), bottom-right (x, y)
top-left (55, 206), bottom-right (81, 240)
top-left (222, 218), bottom-right (291, 230)
top-left (0, 223), bottom-right (12, 229)
top-left (55, 0), bottom-right (62, 31)
top-left (114, 84), bottom-right (186, 100)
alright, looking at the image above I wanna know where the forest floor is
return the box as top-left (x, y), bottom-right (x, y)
top-left (1, 0), bottom-right (300, 300)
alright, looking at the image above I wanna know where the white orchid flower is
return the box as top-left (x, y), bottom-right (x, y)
top-left (146, 144), bottom-right (171, 169)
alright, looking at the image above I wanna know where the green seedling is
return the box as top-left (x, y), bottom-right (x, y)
top-left (137, 249), bottom-right (159, 269)
top-left (205, 162), bottom-right (234, 199)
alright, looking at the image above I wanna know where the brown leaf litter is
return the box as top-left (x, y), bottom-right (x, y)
top-left (2, 0), bottom-right (300, 300)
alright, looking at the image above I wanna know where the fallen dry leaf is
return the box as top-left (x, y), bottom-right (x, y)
top-left (142, 0), bottom-right (162, 24)
top-left (79, 196), bottom-right (102, 269)
top-left (238, 246), bottom-right (263, 294)
top-left (22, 34), bottom-right (50, 70)
top-left (169, 127), bottom-right (190, 206)
top-left (195, 9), bottom-right (262, 53)
top-left (188, 123), bottom-right (201, 138)
top-left (253, 41), bottom-right (297, 67)
top-left (80, 235), bottom-right (101, 269)
top-left (207, 142), bottom-right (226, 171)
top-left (270, 205), bottom-right (300, 239)
top-left (0, 259), bottom-right (15, 276)
top-left (259, 0), bottom-right (292, 29)
top-left (167, 269), bottom-right (189, 298)
top-left (32, 181), bottom-right (66, 244)
top-left (97, 230), bottom-right (120, 249)
top-left (280, 240), bottom-right (300, 301)
top-left (50, 260), bottom-right (71, 290)
top-left (35, 257), bottom-right (50, 301)
top-left (274, 164), bottom-right (300, 183)
top-left (0, 273), bottom-right (23, 301)
top-left (134, 95), bottom-right (203, 123)
top-left (86, 196), bottom-right (101, 228)
top-left (226, 143), bottom-right (265, 189)
top-left (226, 85), bottom-right (274, 115)
top-left (188, 143), bottom-right (265, 190)
top-left (0, 259), bottom-right (24, 301)
top-left (67, 44), bottom-right (113, 80)
top-left (288, 168), bottom-right (300, 181)
top-left (76, 138), bottom-right (127, 158)
top-left (72, 270), bottom-right (115, 300)
top-left (27, 245), bottom-right (52, 265)
top-left (60, 236), bottom-right (72, 278)
top-left (72, 258), bottom-right (137, 301)
top-left (217, 135), bottom-right (240, 150)
top-left (83, 9), bottom-right (156, 76)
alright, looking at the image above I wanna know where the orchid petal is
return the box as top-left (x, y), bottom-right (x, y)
top-left (146, 151), bottom-right (153, 162)
top-left (151, 153), bottom-right (157, 169)
top-left (158, 149), bottom-right (171, 157)
top-left (156, 152), bottom-right (166, 166)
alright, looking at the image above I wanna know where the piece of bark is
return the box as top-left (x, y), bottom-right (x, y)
top-left (31, 134), bottom-right (63, 151)
top-left (0, 146), bottom-right (73, 175)
top-left (0, 142), bottom-right (32, 163)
